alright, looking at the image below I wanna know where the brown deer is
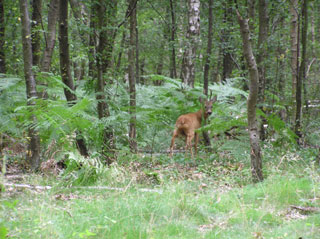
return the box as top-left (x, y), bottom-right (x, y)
top-left (170, 97), bottom-right (216, 157)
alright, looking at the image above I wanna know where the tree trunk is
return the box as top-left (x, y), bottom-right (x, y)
top-left (221, 0), bottom-right (233, 81)
top-left (88, 0), bottom-right (96, 78)
top-left (69, 0), bottom-right (88, 45)
top-left (276, 17), bottom-right (286, 121)
top-left (0, 0), bottom-right (5, 73)
top-left (295, 0), bottom-right (308, 141)
top-left (169, 0), bottom-right (177, 79)
top-left (247, 0), bottom-right (255, 32)
top-left (257, 0), bottom-right (269, 141)
top-left (95, 0), bottom-right (107, 120)
top-left (31, 0), bottom-right (42, 67)
top-left (236, 10), bottom-right (263, 183)
top-left (69, 0), bottom-right (88, 85)
top-left (59, 0), bottom-right (89, 157)
top-left (40, 0), bottom-right (59, 72)
top-left (59, 0), bottom-right (76, 102)
top-left (116, 28), bottom-right (126, 71)
top-left (181, 0), bottom-right (200, 87)
top-left (202, 0), bottom-right (213, 147)
top-left (19, 0), bottom-right (41, 170)
top-left (135, 8), bottom-right (140, 84)
top-left (203, 0), bottom-right (213, 96)
top-left (290, 0), bottom-right (298, 123)
top-left (128, 0), bottom-right (137, 152)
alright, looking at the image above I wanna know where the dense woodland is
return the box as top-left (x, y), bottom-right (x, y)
top-left (1, 0), bottom-right (320, 238)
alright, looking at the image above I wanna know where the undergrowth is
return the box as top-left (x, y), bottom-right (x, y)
top-left (1, 146), bottom-right (320, 239)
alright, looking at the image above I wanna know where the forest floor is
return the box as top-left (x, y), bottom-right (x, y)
top-left (1, 153), bottom-right (320, 239)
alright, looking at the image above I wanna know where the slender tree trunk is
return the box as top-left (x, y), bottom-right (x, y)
top-left (0, 0), bottom-right (5, 73)
top-left (88, 0), bottom-right (96, 78)
top-left (116, 28), bottom-right (126, 70)
top-left (59, 0), bottom-right (89, 157)
top-left (236, 9), bottom-right (263, 182)
top-left (169, 0), bottom-right (177, 79)
top-left (276, 17), bottom-right (286, 121)
top-left (202, 0), bottom-right (213, 146)
top-left (69, 0), bottom-right (88, 45)
top-left (135, 8), bottom-right (140, 84)
top-left (247, 0), bottom-right (255, 32)
top-left (59, 0), bottom-right (75, 102)
top-left (31, 0), bottom-right (42, 67)
top-left (295, 0), bottom-right (308, 141)
top-left (19, 0), bottom-right (41, 170)
top-left (128, 0), bottom-right (137, 152)
top-left (140, 57), bottom-right (145, 84)
top-left (290, 0), bottom-right (298, 123)
top-left (69, 0), bottom-right (88, 84)
top-left (181, 0), bottom-right (200, 87)
top-left (221, 0), bottom-right (233, 82)
top-left (40, 0), bottom-right (59, 72)
top-left (95, 0), bottom-right (107, 119)
top-left (203, 0), bottom-right (213, 96)
top-left (257, 0), bottom-right (269, 141)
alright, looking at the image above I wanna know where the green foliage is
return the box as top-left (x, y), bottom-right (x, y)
top-left (258, 110), bottom-right (297, 146)
top-left (60, 152), bottom-right (105, 186)
top-left (0, 75), bottom-right (26, 136)
top-left (2, 153), bottom-right (320, 239)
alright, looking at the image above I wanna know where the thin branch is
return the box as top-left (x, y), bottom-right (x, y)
top-left (118, 0), bottom-right (138, 28)
top-left (306, 57), bottom-right (316, 78)
top-left (4, 183), bottom-right (163, 194)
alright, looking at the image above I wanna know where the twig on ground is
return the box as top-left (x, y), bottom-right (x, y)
top-left (4, 183), bottom-right (163, 194)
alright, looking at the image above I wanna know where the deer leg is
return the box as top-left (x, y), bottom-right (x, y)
top-left (194, 132), bottom-right (199, 156)
top-left (186, 133), bottom-right (194, 158)
top-left (170, 129), bottom-right (178, 157)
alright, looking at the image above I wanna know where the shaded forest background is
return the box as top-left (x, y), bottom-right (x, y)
top-left (0, 0), bottom-right (320, 182)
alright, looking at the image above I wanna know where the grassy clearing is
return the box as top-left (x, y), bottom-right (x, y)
top-left (1, 152), bottom-right (320, 238)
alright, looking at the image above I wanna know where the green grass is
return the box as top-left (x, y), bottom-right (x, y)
top-left (1, 154), bottom-right (320, 238)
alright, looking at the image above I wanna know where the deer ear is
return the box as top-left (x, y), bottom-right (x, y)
top-left (211, 95), bottom-right (217, 102)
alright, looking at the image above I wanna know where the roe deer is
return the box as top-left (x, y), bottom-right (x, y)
top-left (170, 97), bottom-right (216, 157)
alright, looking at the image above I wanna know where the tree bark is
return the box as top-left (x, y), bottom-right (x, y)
top-left (116, 28), bottom-right (126, 70)
top-left (40, 0), bottom-right (59, 72)
top-left (276, 17), bottom-right (286, 121)
top-left (257, 0), bottom-right (269, 141)
top-left (236, 10), bottom-right (263, 183)
top-left (0, 0), bottom-right (5, 73)
top-left (69, 0), bottom-right (88, 84)
top-left (181, 0), bottom-right (200, 87)
top-left (95, 0), bottom-right (108, 120)
top-left (290, 0), bottom-right (298, 123)
top-left (59, 0), bottom-right (89, 157)
top-left (202, 0), bottom-right (213, 147)
top-left (19, 0), bottom-right (41, 170)
top-left (69, 0), bottom-right (89, 45)
top-left (203, 0), bottom-right (213, 96)
top-left (135, 8), bottom-right (140, 84)
top-left (221, 0), bottom-right (233, 82)
top-left (31, 0), bottom-right (42, 67)
top-left (169, 0), bottom-right (177, 79)
top-left (295, 0), bottom-right (308, 141)
top-left (247, 0), bottom-right (255, 32)
top-left (59, 0), bottom-right (76, 102)
top-left (128, 0), bottom-right (137, 152)
top-left (88, 0), bottom-right (96, 78)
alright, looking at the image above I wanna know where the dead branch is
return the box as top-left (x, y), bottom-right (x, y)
top-left (4, 183), bottom-right (163, 194)
top-left (290, 205), bottom-right (320, 214)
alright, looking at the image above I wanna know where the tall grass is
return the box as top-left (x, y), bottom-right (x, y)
top-left (1, 153), bottom-right (320, 239)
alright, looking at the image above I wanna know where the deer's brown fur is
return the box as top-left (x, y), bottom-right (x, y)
top-left (170, 98), bottom-right (215, 157)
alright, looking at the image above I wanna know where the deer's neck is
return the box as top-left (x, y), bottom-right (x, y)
top-left (196, 109), bottom-right (204, 122)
